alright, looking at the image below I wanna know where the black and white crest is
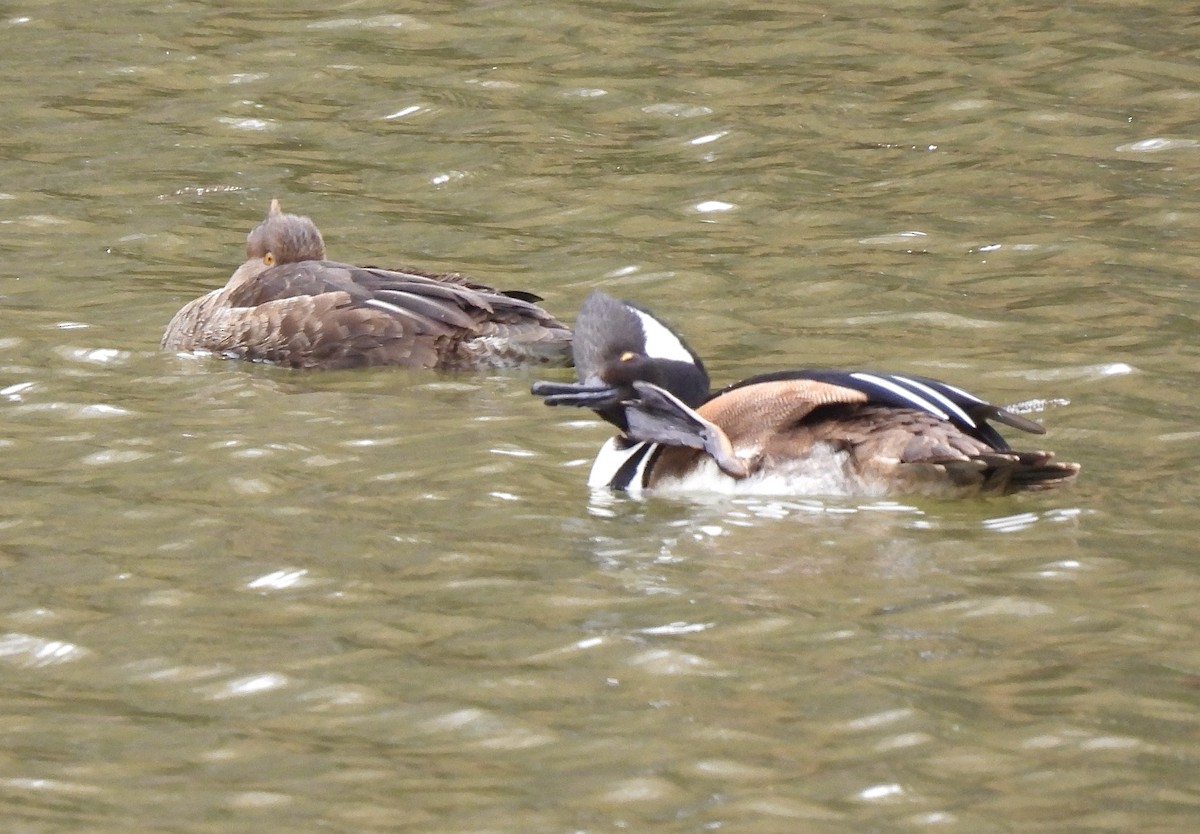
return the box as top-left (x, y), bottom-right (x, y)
top-left (572, 291), bottom-right (705, 382)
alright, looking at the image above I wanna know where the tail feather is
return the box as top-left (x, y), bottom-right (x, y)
top-left (975, 450), bottom-right (1081, 494)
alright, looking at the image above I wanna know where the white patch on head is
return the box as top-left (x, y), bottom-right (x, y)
top-left (628, 307), bottom-right (696, 364)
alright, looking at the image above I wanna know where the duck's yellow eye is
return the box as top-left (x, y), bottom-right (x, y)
top-left (263, 252), bottom-right (276, 266)
top-left (620, 351), bottom-right (637, 361)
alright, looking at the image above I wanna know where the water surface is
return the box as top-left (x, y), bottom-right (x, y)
top-left (2, 1), bottom-right (1198, 832)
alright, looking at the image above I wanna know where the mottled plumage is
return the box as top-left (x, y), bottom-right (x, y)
top-left (162, 200), bottom-right (572, 370)
top-left (533, 291), bottom-right (1079, 498)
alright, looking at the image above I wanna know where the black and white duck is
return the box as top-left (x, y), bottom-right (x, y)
top-left (532, 291), bottom-right (1080, 498)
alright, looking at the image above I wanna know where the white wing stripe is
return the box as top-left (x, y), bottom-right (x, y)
top-left (892, 375), bottom-right (977, 427)
top-left (364, 298), bottom-right (430, 328)
top-left (850, 372), bottom-right (949, 421)
top-left (364, 298), bottom-right (409, 316)
top-left (932, 379), bottom-right (985, 404)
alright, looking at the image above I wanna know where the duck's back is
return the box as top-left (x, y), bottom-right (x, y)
top-left (645, 396), bottom-right (1078, 497)
top-left (162, 200), bottom-right (572, 370)
top-left (163, 259), bottom-right (572, 370)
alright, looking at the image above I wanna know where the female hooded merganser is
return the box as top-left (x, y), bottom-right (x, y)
top-left (161, 200), bottom-right (572, 370)
top-left (532, 291), bottom-right (1080, 498)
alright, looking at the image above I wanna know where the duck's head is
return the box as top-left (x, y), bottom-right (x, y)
top-left (246, 199), bottom-right (326, 265)
top-left (533, 291), bottom-right (747, 477)
top-left (227, 200), bottom-right (327, 287)
top-left (533, 290), bottom-right (711, 429)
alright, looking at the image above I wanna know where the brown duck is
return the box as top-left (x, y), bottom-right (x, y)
top-left (162, 200), bottom-right (572, 370)
top-left (532, 291), bottom-right (1080, 498)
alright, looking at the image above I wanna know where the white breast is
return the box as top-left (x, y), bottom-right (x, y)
top-left (587, 437), bottom-right (657, 492)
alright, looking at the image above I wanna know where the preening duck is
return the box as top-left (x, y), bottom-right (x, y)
top-left (532, 291), bottom-right (1080, 498)
top-left (161, 200), bottom-right (572, 370)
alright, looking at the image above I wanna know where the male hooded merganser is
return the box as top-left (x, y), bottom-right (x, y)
top-left (531, 291), bottom-right (1080, 498)
top-left (161, 200), bottom-right (572, 370)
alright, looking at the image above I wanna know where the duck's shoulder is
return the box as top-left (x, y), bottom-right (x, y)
top-left (702, 371), bottom-right (870, 425)
top-left (224, 260), bottom-right (439, 305)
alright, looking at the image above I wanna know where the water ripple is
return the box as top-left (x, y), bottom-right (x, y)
top-left (0, 632), bottom-right (90, 668)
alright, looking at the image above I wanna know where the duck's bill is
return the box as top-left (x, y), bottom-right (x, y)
top-left (531, 379), bottom-right (624, 409)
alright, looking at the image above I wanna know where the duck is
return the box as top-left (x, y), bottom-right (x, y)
top-left (531, 290), bottom-right (1080, 498)
top-left (161, 200), bottom-right (573, 370)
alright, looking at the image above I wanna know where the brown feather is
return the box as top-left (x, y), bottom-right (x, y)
top-left (696, 379), bottom-right (869, 457)
top-left (162, 201), bottom-right (572, 370)
top-left (648, 392), bottom-right (1079, 497)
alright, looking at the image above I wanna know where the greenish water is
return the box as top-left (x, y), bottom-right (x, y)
top-left (2, 2), bottom-right (1198, 832)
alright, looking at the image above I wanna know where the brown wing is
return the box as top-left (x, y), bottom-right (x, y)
top-left (361, 264), bottom-right (545, 303)
top-left (352, 267), bottom-right (573, 369)
top-left (224, 261), bottom-right (476, 327)
top-left (646, 380), bottom-right (870, 484)
top-left (233, 261), bottom-right (569, 334)
top-left (776, 404), bottom-right (1079, 496)
top-left (166, 259), bottom-right (572, 369)
top-left (697, 378), bottom-right (870, 452)
top-left (660, 383), bottom-right (1078, 495)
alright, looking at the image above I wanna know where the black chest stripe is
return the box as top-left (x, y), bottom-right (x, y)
top-left (611, 442), bottom-right (661, 490)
